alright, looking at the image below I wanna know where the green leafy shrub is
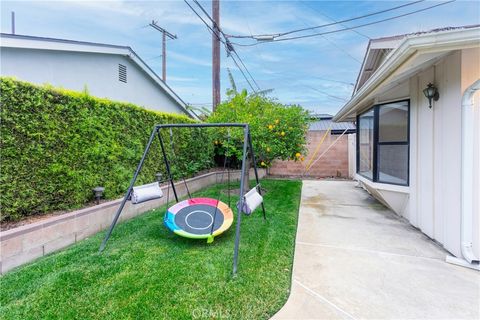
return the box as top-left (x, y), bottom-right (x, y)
top-left (0, 78), bottom-right (214, 221)
top-left (207, 90), bottom-right (310, 167)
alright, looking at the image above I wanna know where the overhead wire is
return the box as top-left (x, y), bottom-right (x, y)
top-left (304, 85), bottom-right (348, 102)
top-left (189, 0), bottom-right (260, 92)
top-left (300, 1), bottom-right (370, 39)
top-left (183, 0), bottom-right (223, 42)
top-left (230, 51), bottom-right (261, 90)
top-left (226, 0), bottom-right (426, 39)
top-left (229, 53), bottom-right (257, 92)
top-left (230, 0), bottom-right (456, 46)
top-left (290, 11), bottom-right (362, 64)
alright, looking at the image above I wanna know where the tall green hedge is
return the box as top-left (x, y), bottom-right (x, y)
top-left (0, 78), bottom-right (214, 221)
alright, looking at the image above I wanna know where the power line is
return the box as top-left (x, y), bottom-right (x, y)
top-left (304, 85), bottom-right (349, 102)
top-left (149, 21), bottom-right (177, 82)
top-left (226, 0), bottom-right (426, 39)
top-left (265, 82), bottom-right (349, 102)
top-left (261, 70), bottom-right (356, 87)
top-left (193, 0), bottom-right (219, 31)
top-left (300, 1), bottom-right (370, 40)
top-left (229, 53), bottom-right (257, 92)
top-left (290, 11), bottom-right (362, 64)
top-left (231, 0), bottom-right (455, 46)
top-left (231, 50), bottom-right (261, 90)
top-left (183, 0), bottom-right (223, 42)
top-left (185, 0), bottom-right (260, 93)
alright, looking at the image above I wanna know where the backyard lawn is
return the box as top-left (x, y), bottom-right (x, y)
top-left (0, 179), bottom-right (302, 319)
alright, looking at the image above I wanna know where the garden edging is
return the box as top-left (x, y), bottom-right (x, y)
top-left (0, 169), bottom-right (266, 274)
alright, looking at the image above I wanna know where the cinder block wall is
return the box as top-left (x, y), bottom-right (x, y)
top-left (0, 169), bottom-right (266, 274)
top-left (269, 131), bottom-right (351, 178)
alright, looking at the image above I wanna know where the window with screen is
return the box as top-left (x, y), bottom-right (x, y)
top-left (358, 109), bottom-right (374, 179)
top-left (356, 100), bottom-right (409, 186)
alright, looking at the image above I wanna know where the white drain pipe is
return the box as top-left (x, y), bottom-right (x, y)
top-left (446, 78), bottom-right (480, 270)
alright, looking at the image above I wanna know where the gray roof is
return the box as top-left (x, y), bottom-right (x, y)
top-left (0, 33), bottom-right (130, 50)
top-left (309, 117), bottom-right (355, 133)
top-left (310, 113), bottom-right (333, 119)
top-left (370, 24), bottom-right (480, 42)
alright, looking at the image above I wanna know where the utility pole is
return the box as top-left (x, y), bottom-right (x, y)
top-left (11, 11), bottom-right (15, 34)
top-left (212, 0), bottom-right (220, 110)
top-left (149, 21), bottom-right (177, 82)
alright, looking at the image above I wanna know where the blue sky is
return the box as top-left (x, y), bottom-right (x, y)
top-left (1, 0), bottom-right (479, 114)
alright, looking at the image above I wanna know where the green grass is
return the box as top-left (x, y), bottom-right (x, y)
top-left (0, 179), bottom-right (302, 319)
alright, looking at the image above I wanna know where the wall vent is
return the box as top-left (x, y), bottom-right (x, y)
top-left (118, 64), bottom-right (127, 83)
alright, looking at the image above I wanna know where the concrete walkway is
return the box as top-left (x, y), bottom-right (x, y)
top-left (273, 180), bottom-right (480, 320)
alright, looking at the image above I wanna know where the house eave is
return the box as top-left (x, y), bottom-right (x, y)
top-left (333, 27), bottom-right (480, 122)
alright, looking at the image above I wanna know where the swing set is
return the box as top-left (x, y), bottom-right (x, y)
top-left (99, 123), bottom-right (266, 275)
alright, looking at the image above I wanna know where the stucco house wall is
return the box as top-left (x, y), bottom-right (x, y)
top-left (0, 34), bottom-right (191, 117)
top-left (0, 48), bottom-right (184, 115)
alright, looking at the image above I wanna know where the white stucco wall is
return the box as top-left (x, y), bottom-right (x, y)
top-left (0, 47), bottom-right (187, 115)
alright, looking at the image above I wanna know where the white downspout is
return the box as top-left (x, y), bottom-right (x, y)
top-left (446, 78), bottom-right (480, 270)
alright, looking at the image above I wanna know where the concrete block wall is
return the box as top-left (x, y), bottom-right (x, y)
top-left (0, 169), bottom-right (265, 274)
top-left (269, 131), bottom-right (352, 178)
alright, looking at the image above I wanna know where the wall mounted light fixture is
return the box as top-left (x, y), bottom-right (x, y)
top-left (93, 186), bottom-right (105, 205)
top-left (423, 83), bottom-right (439, 108)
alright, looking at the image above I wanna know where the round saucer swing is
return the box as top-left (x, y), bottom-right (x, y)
top-left (164, 197), bottom-right (233, 243)
top-left (162, 127), bottom-right (236, 243)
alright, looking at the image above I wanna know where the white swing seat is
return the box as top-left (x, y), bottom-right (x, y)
top-left (238, 185), bottom-right (263, 215)
top-left (131, 182), bottom-right (163, 204)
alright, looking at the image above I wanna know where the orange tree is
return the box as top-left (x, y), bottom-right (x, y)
top-left (207, 90), bottom-right (309, 173)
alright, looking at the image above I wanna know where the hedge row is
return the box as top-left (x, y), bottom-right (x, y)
top-left (0, 78), bottom-right (214, 221)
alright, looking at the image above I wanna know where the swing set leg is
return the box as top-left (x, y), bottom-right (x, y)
top-left (248, 131), bottom-right (266, 220)
top-left (233, 126), bottom-right (250, 276)
top-left (99, 126), bottom-right (158, 252)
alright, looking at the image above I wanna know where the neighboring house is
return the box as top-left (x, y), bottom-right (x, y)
top-left (333, 25), bottom-right (480, 269)
top-left (0, 33), bottom-right (194, 117)
top-left (269, 114), bottom-right (356, 178)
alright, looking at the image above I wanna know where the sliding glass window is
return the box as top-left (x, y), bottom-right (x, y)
top-left (356, 100), bottom-right (409, 186)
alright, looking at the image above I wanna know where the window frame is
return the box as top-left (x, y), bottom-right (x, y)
top-left (356, 99), bottom-right (410, 186)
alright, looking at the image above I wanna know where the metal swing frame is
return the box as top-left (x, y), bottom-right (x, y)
top-left (99, 123), bottom-right (266, 275)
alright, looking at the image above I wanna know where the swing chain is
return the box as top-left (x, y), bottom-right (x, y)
top-left (169, 127), bottom-right (192, 199)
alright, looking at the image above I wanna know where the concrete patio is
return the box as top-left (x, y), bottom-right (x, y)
top-left (273, 180), bottom-right (479, 320)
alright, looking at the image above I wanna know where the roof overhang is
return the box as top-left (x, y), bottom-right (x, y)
top-left (334, 27), bottom-right (480, 122)
top-left (0, 34), bottom-right (195, 118)
top-left (353, 37), bottom-right (403, 94)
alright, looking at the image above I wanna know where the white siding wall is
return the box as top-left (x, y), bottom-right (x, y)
top-left (410, 49), bottom-right (479, 258)
top-left (0, 47), bottom-right (186, 115)
top-left (362, 48), bottom-right (479, 259)
top-left (461, 48), bottom-right (480, 258)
